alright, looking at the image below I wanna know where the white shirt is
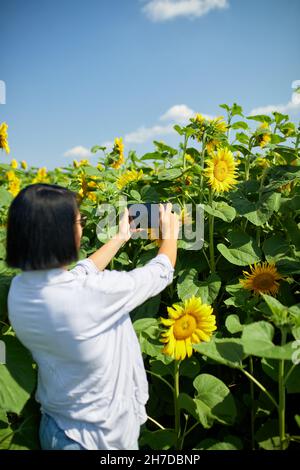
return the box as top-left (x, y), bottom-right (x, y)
top-left (8, 253), bottom-right (174, 450)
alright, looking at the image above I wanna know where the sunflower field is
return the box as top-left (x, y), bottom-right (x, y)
top-left (0, 103), bottom-right (300, 450)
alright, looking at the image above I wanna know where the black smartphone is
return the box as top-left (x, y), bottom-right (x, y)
top-left (128, 202), bottom-right (168, 229)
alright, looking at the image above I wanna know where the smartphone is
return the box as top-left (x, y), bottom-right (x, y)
top-left (128, 202), bottom-right (168, 229)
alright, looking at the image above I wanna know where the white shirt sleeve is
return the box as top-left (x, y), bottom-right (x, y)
top-left (70, 253), bottom-right (175, 330)
top-left (69, 258), bottom-right (100, 276)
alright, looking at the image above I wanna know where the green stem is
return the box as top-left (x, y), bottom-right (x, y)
top-left (242, 369), bottom-right (278, 410)
top-left (179, 415), bottom-right (189, 450)
top-left (256, 226), bottom-right (261, 248)
top-left (199, 133), bottom-right (206, 204)
top-left (145, 369), bottom-right (174, 393)
top-left (202, 248), bottom-right (211, 270)
top-left (244, 142), bottom-right (253, 181)
top-left (279, 328), bottom-right (287, 450)
top-left (208, 188), bottom-right (215, 273)
top-left (174, 359), bottom-right (181, 449)
top-left (182, 421), bottom-right (200, 439)
top-left (294, 128), bottom-right (299, 150)
top-left (284, 363), bottom-right (296, 384)
top-left (182, 134), bottom-right (188, 171)
top-left (249, 356), bottom-right (255, 450)
top-left (226, 113), bottom-right (232, 140)
top-left (181, 134), bottom-right (189, 207)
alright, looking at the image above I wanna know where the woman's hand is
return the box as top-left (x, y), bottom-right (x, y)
top-left (115, 207), bottom-right (143, 243)
top-left (159, 203), bottom-right (180, 240)
top-left (116, 207), bottom-right (132, 242)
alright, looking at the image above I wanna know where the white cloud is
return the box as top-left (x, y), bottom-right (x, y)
top-left (160, 104), bottom-right (213, 123)
top-left (123, 103), bottom-right (203, 144)
top-left (142, 0), bottom-right (228, 22)
top-left (64, 145), bottom-right (92, 158)
top-left (250, 92), bottom-right (300, 116)
top-left (160, 104), bottom-right (195, 123)
top-left (107, 104), bottom-right (214, 145)
top-left (124, 124), bottom-right (174, 144)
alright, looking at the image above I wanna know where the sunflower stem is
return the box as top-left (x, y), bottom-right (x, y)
top-left (145, 369), bottom-right (174, 394)
top-left (249, 356), bottom-right (255, 450)
top-left (181, 134), bottom-right (189, 209)
top-left (241, 368), bottom-right (278, 410)
top-left (178, 414), bottom-right (189, 450)
top-left (199, 133), bottom-right (206, 204)
top-left (244, 142), bottom-right (253, 182)
top-left (182, 134), bottom-right (188, 171)
top-left (208, 188), bottom-right (215, 273)
top-left (174, 359), bottom-right (181, 449)
top-left (278, 328), bottom-right (287, 450)
top-left (284, 363), bottom-right (296, 384)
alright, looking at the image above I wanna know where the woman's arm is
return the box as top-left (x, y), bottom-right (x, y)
top-left (157, 203), bottom-right (178, 268)
top-left (88, 208), bottom-right (132, 271)
top-left (88, 203), bottom-right (179, 271)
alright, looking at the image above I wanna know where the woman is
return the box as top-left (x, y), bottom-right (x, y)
top-left (6, 183), bottom-right (179, 450)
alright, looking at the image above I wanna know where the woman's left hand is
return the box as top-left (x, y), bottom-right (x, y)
top-left (116, 207), bottom-right (131, 242)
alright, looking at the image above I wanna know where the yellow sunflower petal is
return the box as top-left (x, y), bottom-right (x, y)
top-left (160, 317), bottom-right (175, 327)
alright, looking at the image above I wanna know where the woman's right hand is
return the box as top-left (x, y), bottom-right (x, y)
top-left (159, 203), bottom-right (180, 241)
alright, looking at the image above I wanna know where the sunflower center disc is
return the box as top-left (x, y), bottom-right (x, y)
top-left (252, 273), bottom-right (275, 290)
top-left (213, 161), bottom-right (228, 181)
top-left (173, 314), bottom-right (197, 340)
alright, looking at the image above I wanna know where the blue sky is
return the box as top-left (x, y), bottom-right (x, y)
top-left (1, 0), bottom-right (300, 169)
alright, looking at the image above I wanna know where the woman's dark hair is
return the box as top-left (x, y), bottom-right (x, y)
top-left (6, 183), bottom-right (80, 270)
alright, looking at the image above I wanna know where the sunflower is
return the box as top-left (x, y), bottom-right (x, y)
top-left (194, 113), bottom-right (205, 123)
top-left (116, 169), bottom-right (143, 190)
top-left (185, 153), bottom-right (195, 164)
top-left (8, 177), bottom-right (21, 197)
top-left (32, 167), bottom-right (49, 183)
top-left (206, 139), bottom-right (221, 154)
top-left (77, 173), bottom-right (88, 198)
top-left (260, 122), bottom-right (269, 130)
top-left (110, 137), bottom-right (125, 169)
top-left (6, 170), bottom-right (16, 181)
top-left (6, 171), bottom-right (20, 196)
top-left (0, 122), bottom-right (10, 154)
top-left (256, 157), bottom-right (270, 168)
top-left (204, 147), bottom-right (238, 192)
top-left (11, 159), bottom-right (18, 169)
top-left (256, 122), bottom-right (271, 148)
top-left (160, 295), bottom-right (216, 360)
top-left (79, 159), bottom-right (90, 166)
top-left (210, 116), bottom-right (228, 134)
top-left (259, 134), bottom-right (271, 148)
top-left (192, 114), bottom-right (206, 141)
top-left (240, 262), bottom-right (283, 296)
top-left (21, 160), bottom-right (28, 170)
top-left (87, 191), bottom-right (97, 203)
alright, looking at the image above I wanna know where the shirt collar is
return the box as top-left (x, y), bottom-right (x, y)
top-left (20, 268), bottom-right (75, 284)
